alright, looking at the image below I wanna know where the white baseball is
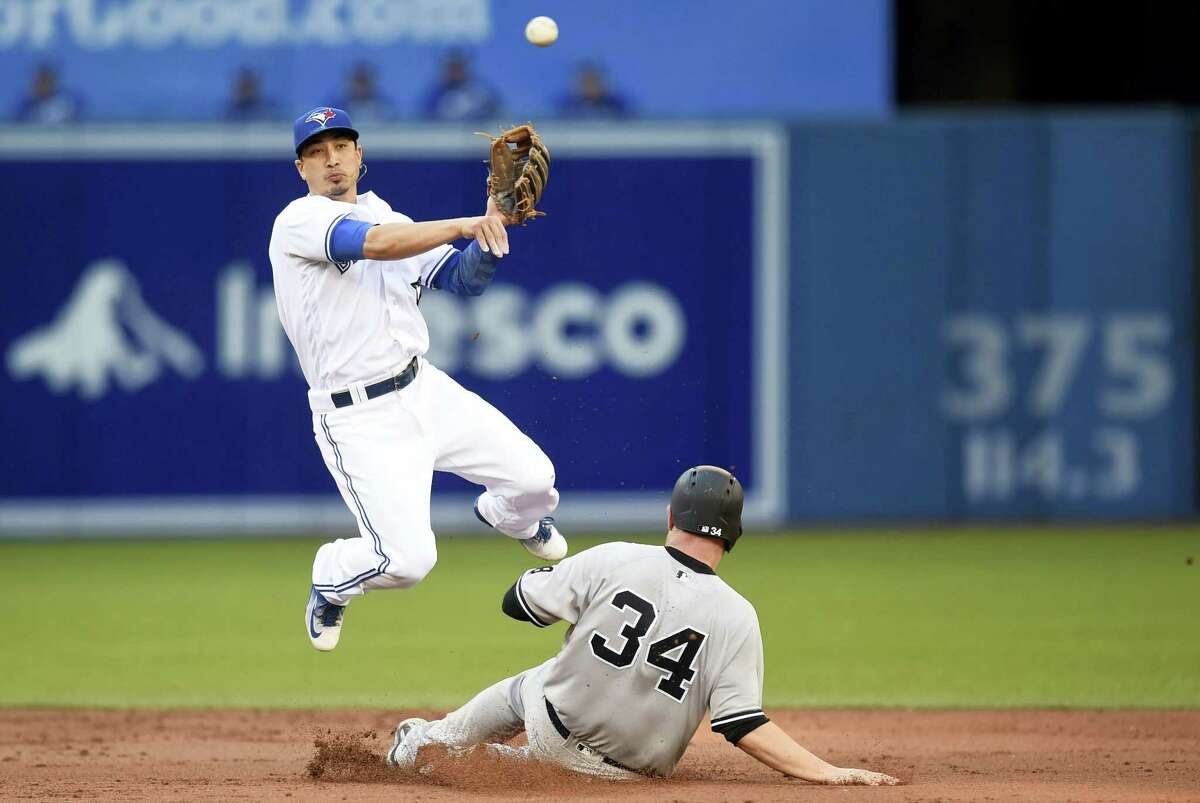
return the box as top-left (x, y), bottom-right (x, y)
top-left (525, 16), bottom-right (558, 47)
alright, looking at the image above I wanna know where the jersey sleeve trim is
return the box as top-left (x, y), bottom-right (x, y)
top-left (515, 575), bottom-right (552, 628)
top-left (324, 212), bottom-right (353, 272)
top-left (501, 582), bottom-right (534, 623)
top-left (710, 708), bottom-right (765, 729)
top-left (715, 714), bottom-right (769, 744)
top-left (329, 217), bottom-right (374, 263)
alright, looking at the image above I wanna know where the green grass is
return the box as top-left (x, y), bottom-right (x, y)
top-left (3, 527), bottom-right (1198, 709)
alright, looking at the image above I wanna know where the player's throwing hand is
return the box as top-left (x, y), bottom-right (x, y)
top-left (460, 214), bottom-right (509, 256)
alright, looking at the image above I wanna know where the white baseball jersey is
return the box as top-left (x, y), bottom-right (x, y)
top-left (513, 542), bottom-right (766, 777)
top-left (268, 191), bottom-right (456, 393)
top-left (267, 188), bottom-right (559, 604)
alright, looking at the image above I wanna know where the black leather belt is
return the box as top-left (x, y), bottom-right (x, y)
top-left (330, 358), bottom-right (418, 409)
top-left (544, 698), bottom-right (640, 774)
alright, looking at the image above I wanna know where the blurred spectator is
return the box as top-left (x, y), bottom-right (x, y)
top-left (335, 62), bottom-right (398, 122)
top-left (557, 63), bottom-right (630, 120)
top-left (422, 51), bottom-right (501, 121)
top-left (225, 67), bottom-right (280, 123)
top-left (16, 64), bottom-right (84, 125)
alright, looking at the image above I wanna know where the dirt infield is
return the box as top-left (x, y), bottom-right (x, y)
top-left (1, 709), bottom-right (1197, 802)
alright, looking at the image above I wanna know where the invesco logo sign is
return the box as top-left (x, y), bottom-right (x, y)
top-left (421, 281), bottom-right (686, 379)
top-left (4, 264), bottom-right (686, 397)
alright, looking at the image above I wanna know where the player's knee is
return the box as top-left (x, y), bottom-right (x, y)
top-left (382, 539), bottom-right (438, 587)
top-left (514, 452), bottom-right (557, 499)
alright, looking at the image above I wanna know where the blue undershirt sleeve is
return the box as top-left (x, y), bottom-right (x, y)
top-left (328, 217), bottom-right (375, 263)
top-left (429, 240), bottom-right (498, 296)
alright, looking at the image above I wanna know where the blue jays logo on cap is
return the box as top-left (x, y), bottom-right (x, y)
top-left (294, 106), bottom-right (359, 155)
top-left (305, 108), bottom-right (338, 127)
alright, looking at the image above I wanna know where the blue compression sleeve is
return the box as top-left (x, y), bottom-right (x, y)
top-left (429, 240), bottom-right (497, 296)
top-left (328, 217), bottom-right (375, 262)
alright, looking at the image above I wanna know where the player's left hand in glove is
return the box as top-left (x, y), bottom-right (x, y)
top-left (482, 123), bottom-right (550, 224)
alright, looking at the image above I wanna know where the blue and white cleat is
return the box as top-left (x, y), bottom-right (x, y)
top-left (521, 516), bottom-right (568, 562)
top-left (305, 585), bottom-right (345, 652)
top-left (386, 717), bottom-right (430, 768)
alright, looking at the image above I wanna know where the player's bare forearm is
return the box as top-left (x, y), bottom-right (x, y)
top-left (735, 722), bottom-right (841, 782)
top-left (363, 216), bottom-right (509, 260)
top-left (735, 722), bottom-right (898, 786)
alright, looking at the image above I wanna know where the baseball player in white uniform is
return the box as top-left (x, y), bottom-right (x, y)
top-left (269, 107), bottom-right (568, 652)
top-left (386, 466), bottom-right (898, 786)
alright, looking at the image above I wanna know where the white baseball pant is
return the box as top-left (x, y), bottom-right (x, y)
top-left (308, 357), bottom-right (558, 605)
top-left (413, 658), bottom-right (639, 780)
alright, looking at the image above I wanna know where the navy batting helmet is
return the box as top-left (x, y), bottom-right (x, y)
top-left (669, 465), bottom-right (744, 551)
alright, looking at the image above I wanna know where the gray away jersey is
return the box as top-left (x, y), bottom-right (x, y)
top-left (514, 542), bottom-right (766, 777)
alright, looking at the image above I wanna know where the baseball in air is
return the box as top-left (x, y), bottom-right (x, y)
top-left (525, 16), bottom-right (558, 47)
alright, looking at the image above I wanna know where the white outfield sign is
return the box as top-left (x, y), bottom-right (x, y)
top-left (0, 0), bottom-right (490, 50)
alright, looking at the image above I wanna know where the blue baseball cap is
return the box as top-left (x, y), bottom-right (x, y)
top-left (293, 106), bottom-right (359, 156)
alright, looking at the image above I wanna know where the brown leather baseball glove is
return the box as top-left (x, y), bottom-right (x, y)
top-left (483, 123), bottom-right (550, 224)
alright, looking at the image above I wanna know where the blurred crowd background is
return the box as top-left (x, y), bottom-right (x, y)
top-left (1, 0), bottom-right (1198, 535)
top-left (0, 1), bottom-right (879, 123)
top-left (13, 54), bottom-right (633, 125)
top-left (6, 2), bottom-right (1197, 125)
